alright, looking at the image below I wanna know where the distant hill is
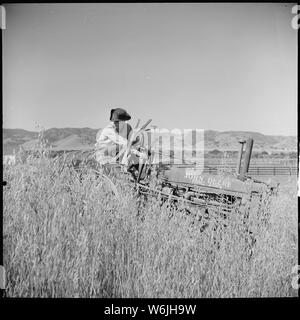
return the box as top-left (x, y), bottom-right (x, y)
top-left (3, 129), bottom-right (37, 155)
top-left (3, 127), bottom-right (99, 154)
top-left (2, 127), bottom-right (297, 155)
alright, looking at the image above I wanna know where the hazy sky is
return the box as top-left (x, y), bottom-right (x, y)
top-left (3, 3), bottom-right (298, 135)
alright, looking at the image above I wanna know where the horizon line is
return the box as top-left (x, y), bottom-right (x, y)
top-left (2, 127), bottom-right (297, 137)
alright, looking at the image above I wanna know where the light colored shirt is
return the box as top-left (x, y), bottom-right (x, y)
top-left (96, 122), bottom-right (130, 146)
top-left (95, 122), bottom-right (132, 164)
top-left (95, 122), bottom-right (147, 165)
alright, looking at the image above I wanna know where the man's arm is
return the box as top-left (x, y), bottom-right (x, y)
top-left (99, 127), bottom-right (128, 146)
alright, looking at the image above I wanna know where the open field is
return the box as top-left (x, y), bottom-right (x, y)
top-left (3, 155), bottom-right (298, 298)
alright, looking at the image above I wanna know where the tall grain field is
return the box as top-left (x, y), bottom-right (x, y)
top-left (3, 154), bottom-right (298, 297)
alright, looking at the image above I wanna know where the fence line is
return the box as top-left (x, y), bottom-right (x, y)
top-left (202, 166), bottom-right (297, 176)
top-left (172, 164), bottom-right (297, 176)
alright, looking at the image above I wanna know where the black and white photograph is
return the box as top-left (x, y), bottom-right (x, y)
top-left (1, 2), bottom-right (298, 302)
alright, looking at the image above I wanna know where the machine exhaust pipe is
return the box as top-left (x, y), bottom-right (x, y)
top-left (241, 138), bottom-right (254, 176)
top-left (236, 139), bottom-right (246, 174)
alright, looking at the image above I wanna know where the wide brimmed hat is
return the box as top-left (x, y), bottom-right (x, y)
top-left (110, 108), bottom-right (131, 121)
